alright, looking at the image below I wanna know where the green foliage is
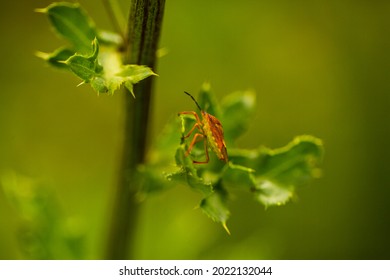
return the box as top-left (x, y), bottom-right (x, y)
top-left (65, 38), bottom-right (102, 82)
top-left (36, 2), bottom-right (96, 53)
top-left (142, 84), bottom-right (324, 233)
top-left (36, 2), bottom-right (156, 96)
top-left (224, 136), bottom-right (323, 207)
top-left (35, 2), bottom-right (324, 236)
top-left (1, 171), bottom-right (85, 259)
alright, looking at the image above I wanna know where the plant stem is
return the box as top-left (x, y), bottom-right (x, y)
top-left (105, 0), bottom-right (165, 260)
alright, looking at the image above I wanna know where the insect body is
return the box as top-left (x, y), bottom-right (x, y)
top-left (178, 91), bottom-right (228, 164)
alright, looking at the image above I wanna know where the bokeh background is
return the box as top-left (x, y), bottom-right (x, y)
top-left (1, 0), bottom-right (389, 259)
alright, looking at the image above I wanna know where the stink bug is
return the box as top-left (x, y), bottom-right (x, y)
top-left (178, 91), bottom-right (228, 164)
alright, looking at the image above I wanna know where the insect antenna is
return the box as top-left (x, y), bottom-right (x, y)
top-left (184, 91), bottom-right (202, 111)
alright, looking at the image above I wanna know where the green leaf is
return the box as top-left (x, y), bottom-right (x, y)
top-left (137, 165), bottom-right (171, 196)
top-left (91, 76), bottom-right (108, 93)
top-left (253, 180), bottom-right (294, 207)
top-left (37, 3), bottom-right (156, 96)
top-left (257, 135), bottom-right (323, 186)
top-left (165, 147), bottom-right (213, 196)
top-left (221, 90), bottom-right (256, 143)
top-left (228, 135), bottom-right (324, 207)
top-left (200, 185), bottom-right (230, 234)
top-left (98, 48), bottom-right (157, 96)
top-left (65, 38), bottom-right (101, 82)
top-left (35, 47), bottom-right (75, 69)
top-left (61, 38), bottom-right (156, 95)
top-left (188, 85), bottom-right (256, 145)
top-left (222, 162), bottom-right (256, 190)
top-left (197, 82), bottom-right (222, 117)
top-left (36, 2), bottom-right (97, 53)
top-left (1, 171), bottom-right (85, 259)
top-left (148, 117), bottom-right (183, 165)
top-left (165, 86), bottom-right (324, 228)
top-left (137, 117), bottom-right (184, 196)
top-left (119, 65), bottom-right (158, 97)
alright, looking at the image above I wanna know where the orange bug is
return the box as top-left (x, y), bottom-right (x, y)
top-left (178, 91), bottom-right (228, 164)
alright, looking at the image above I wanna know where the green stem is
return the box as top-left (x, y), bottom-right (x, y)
top-left (105, 0), bottom-right (165, 260)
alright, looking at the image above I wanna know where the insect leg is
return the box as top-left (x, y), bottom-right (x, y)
top-left (178, 111), bottom-right (203, 140)
top-left (182, 123), bottom-right (201, 139)
top-left (178, 111), bottom-right (202, 124)
top-left (178, 111), bottom-right (209, 164)
top-left (185, 133), bottom-right (209, 164)
top-left (185, 133), bottom-right (204, 157)
top-left (192, 137), bottom-right (209, 164)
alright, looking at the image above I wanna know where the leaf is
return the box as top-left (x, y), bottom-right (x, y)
top-left (165, 147), bottom-right (213, 196)
top-left (253, 180), bottom-right (294, 207)
top-left (221, 90), bottom-right (256, 143)
top-left (91, 76), bottom-right (108, 93)
top-left (200, 185), bottom-right (230, 234)
top-left (138, 118), bottom-right (184, 196)
top-left (65, 38), bottom-right (101, 82)
top-left (197, 82), bottom-right (222, 117)
top-left (137, 165), bottom-right (171, 196)
top-left (191, 85), bottom-right (256, 145)
top-left (222, 162), bottom-right (256, 190)
top-left (228, 135), bottom-right (324, 207)
top-left (161, 143), bottom-right (229, 231)
top-left (62, 38), bottom-right (156, 95)
top-left (35, 47), bottom-right (75, 69)
top-left (148, 117), bottom-right (183, 165)
top-left (257, 135), bottom-right (323, 186)
top-left (1, 171), bottom-right (85, 259)
top-left (167, 86), bottom-right (325, 228)
top-left (118, 65), bottom-right (158, 97)
top-left (98, 48), bottom-right (157, 96)
top-left (37, 3), bottom-right (156, 96)
top-left (36, 2), bottom-right (97, 53)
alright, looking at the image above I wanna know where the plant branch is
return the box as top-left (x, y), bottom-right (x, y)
top-left (105, 0), bottom-right (165, 259)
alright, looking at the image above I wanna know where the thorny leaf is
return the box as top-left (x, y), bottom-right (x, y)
top-left (157, 85), bottom-right (324, 232)
top-left (37, 2), bottom-right (156, 96)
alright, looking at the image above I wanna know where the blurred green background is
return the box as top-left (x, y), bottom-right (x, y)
top-left (1, 0), bottom-right (389, 259)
